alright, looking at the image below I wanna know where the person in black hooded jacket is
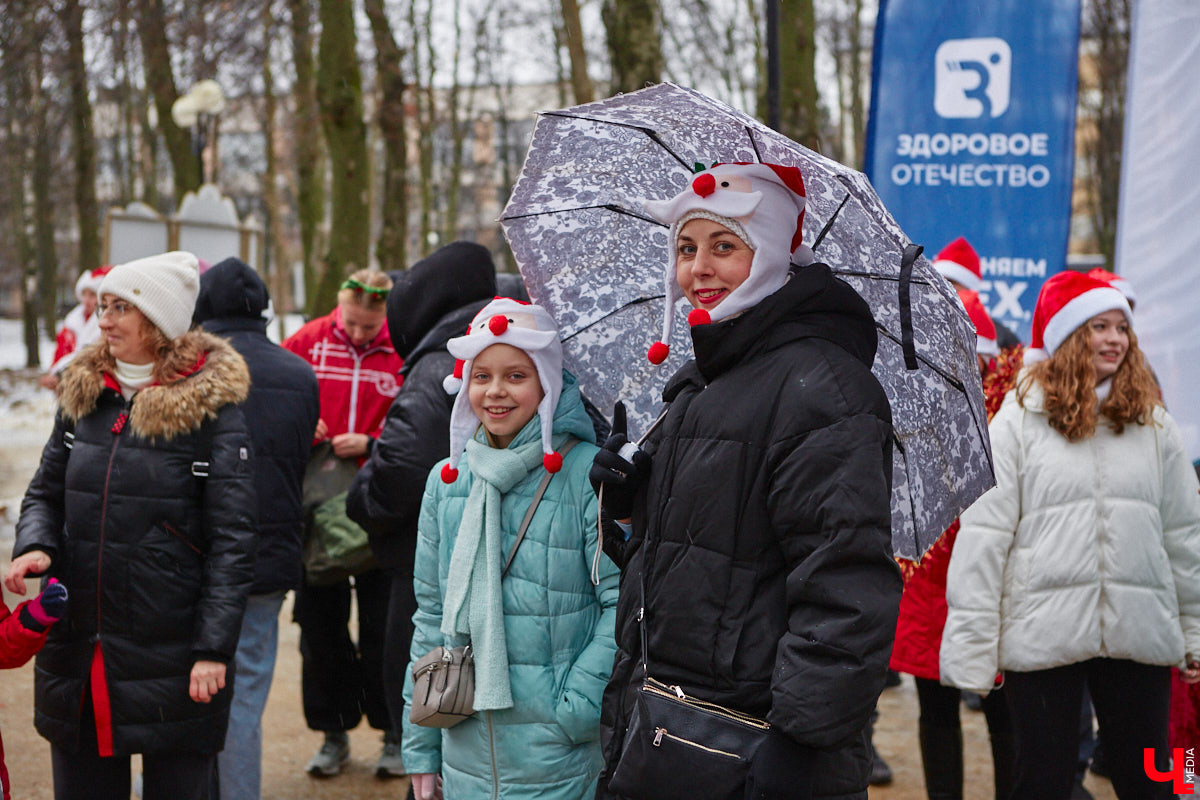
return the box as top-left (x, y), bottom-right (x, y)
top-left (589, 164), bottom-right (900, 800)
top-left (346, 240), bottom-right (497, 764)
top-left (192, 256), bottom-right (320, 800)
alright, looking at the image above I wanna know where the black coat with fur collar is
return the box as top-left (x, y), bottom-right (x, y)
top-left (14, 332), bottom-right (256, 756)
top-left (596, 266), bottom-right (901, 800)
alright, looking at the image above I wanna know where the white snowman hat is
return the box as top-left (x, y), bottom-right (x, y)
top-left (641, 162), bottom-right (812, 364)
top-left (440, 297), bottom-right (564, 483)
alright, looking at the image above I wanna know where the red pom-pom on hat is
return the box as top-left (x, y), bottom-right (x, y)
top-left (687, 308), bottom-right (711, 326)
top-left (647, 341), bottom-right (670, 364)
top-left (692, 173), bottom-right (716, 198)
top-left (441, 464), bottom-right (459, 483)
top-left (488, 314), bottom-right (509, 335)
top-left (543, 452), bottom-right (563, 473)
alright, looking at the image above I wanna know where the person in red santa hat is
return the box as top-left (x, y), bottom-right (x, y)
top-left (890, 289), bottom-right (1018, 800)
top-left (589, 162), bottom-right (899, 800)
top-left (40, 265), bottom-right (112, 391)
top-left (941, 270), bottom-right (1200, 799)
top-left (932, 237), bottom-right (1022, 349)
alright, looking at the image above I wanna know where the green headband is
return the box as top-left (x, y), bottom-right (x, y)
top-left (340, 278), bottom-right (389, 296)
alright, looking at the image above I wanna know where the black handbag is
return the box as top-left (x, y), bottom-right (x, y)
top-left (608, 551), bottom-right (772, 800)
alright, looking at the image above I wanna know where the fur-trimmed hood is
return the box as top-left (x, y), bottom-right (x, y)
top-left (58, 331), bottom-right (251, 441)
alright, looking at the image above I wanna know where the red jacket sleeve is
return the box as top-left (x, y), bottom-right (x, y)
top-left (0, 601), bottom-right (49, 669)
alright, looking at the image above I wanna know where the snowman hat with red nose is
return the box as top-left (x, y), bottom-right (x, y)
top-left (641, 162), bottom-right (812, 364)
top-left (1024, 270), bottom-right (1132, 364)
top-left (957, 289), bottom-right (998, 357)
top-left (933, 237), bottom-right (983, 293)
top-left (440, 297), bottom-right (564, 483)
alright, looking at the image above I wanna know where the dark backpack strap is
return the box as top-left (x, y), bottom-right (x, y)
top-left (191, 418), bottom-right (216, 479)
top-left (501, 437), bottom-right (582, 577)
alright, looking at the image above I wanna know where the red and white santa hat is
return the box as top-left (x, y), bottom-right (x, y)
top-left (957, 289), bottom-right (998, 357)
top-left (75, 265), bottom-right (113, 301)
top-left (640, 162), bottom-right (812, 364)
top-left (1025, 270), bottom-right (1132, 363)
top-left (440, 297), bottom-right (565, 483)
top-left (933, 237), bottom-right (982, 293)
top-left (1085, 267), bottom-right (1137, 308)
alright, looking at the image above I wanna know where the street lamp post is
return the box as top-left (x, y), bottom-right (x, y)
top-left (171, 79), bottom-right (225, 185)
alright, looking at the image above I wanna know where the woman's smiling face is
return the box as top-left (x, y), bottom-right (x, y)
top-left (674, 218), bottom-right (754, 311)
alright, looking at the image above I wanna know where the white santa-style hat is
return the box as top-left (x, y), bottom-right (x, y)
top-left (75, 265), bottom-right (113, 301)
top-left (1086, 267), bottom-right (1138, 309)
top-left (440, 297), bottom-right (565, 483)
top-left (957, 289), bottom-right (999, 357)
top-left (933, 237), bottom-right (983, 293)
top-left (640, 162), bottom-right (812, 364)
top-left (1025, 270), bottom-right (1132, 363)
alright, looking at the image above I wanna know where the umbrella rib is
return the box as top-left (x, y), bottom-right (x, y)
top-left (560, 295), bottom-right (665, 343)
top-left (875, 326), bottom-right (966, 391)
top-left (538, 112), bottom-right (692, 171)
top-left (831, 269), bottom-right (933, 286)
top-left (501, 203), bottom-right (666, 228)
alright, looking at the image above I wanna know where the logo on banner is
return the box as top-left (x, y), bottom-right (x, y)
top-left (935, 38), bottom-right (1012, 119)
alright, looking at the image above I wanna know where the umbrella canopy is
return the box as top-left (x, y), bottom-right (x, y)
top-left (500, 82), bottom-right (992, 560)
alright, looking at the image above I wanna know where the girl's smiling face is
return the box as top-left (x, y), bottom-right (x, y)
top-left (1088, 308), bottom-right (1129, 383)
top-left (675, 218), bottom-right (754, 310)
top-left (467, 344), bottom-right (544, 449)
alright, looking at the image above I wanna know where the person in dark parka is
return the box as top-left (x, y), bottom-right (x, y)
top-left (6, 251), bottom-right (255, 800)
top-left (590, 164), bottom-right (900, 800)
top-left (346, 240), bottom-right (497, 760)
top-left (192, 257), bottom-right (320, 800)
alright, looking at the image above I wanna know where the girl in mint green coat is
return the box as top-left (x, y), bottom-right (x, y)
top-left (403, 298), bottom-right (619, 800)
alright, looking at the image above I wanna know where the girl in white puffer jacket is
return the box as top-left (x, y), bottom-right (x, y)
top-left (941, 270), bottom-right (1200, 800)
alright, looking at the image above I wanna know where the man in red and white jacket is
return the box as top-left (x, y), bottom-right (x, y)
top-left (283, 269), bottom-right (405, 778)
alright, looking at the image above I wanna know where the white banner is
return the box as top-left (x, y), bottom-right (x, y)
top-left (1114, 0), bottom-right (1200, 461)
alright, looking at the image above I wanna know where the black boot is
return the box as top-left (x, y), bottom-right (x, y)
top-left (918, 722), bottom-right (963, 800)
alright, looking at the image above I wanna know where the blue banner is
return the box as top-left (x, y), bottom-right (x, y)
top-left (865, 0), bottom-right (1082, 343)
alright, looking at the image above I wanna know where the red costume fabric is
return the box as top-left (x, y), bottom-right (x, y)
top-left (0, 599), bottom-right (52, 800)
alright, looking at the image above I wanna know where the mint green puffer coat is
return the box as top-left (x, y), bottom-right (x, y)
top-left (402, 372), bottom-right (619, 799)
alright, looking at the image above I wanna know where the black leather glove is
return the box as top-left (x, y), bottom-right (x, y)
top-left (745, 730), bottom-right (815, 800)
top-left (588, 402), bottom-right (651, 521)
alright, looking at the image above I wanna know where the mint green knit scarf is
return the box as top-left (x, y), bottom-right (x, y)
top-left (441, 432), bottom-right (544, 710)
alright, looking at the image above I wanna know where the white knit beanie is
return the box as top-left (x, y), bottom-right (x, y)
top-left (440, 297), bottom-right (565, 483)
top-left (99, 251), bottom-right (201, 341)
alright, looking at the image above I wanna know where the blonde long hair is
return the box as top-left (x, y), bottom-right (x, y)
top-left (1018, 320), bottom-right (1160, 442)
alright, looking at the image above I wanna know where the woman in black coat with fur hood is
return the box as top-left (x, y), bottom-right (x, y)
top-left (5, 251), bottom-right (256, 800)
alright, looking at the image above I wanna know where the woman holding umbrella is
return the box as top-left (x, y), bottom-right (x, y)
top-left (5, 251), bottom-right (255, 800)
top-left (590, 162), bottom-right (900, 800)
top-left (941, 271), bottom-right (1200, 799)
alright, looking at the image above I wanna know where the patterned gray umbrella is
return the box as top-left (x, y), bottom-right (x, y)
top-left (500, 82), bottom-right (992, 560)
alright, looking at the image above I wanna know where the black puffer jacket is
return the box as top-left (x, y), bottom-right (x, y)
top-left (597, 266), bottom-right (901, 799)
top-left (193, 257), bottom-right (320, 594)
top-left (14, 333), bottom-right (256, 756)
top-left (347, 241), bottom-right (496, 571)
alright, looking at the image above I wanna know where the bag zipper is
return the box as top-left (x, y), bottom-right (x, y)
top-left (643, 678), bottom-right (771, 730)
top-left (652, 726), bottom-right (742, 759)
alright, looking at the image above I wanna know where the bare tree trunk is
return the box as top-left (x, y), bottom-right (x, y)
top-left (364, 0), bottom-right (409, 273)
top-left (3, 12), bottom-right (40, 367)
top-left (561, 0), bottom-right (594, 103)
top-left (1082, 0), bottom-right (1130, 268)
top-left (59, 0), bottom-right (100, 272)
top-left (289, 0), bottom-right (325, 312)
top-left (848, 0), bottom-right (866, 168)
top-left (135, 0), bottom-right (201, 204)
top-left (30, 54), bottom-right (60, 342)
top-left (442, 0), bottom-right (467, 246)
top-left (411, 0), bottom-right (436, 256)
top-left (779, 0), bottom-right (820, 151)
top-left (314, 0), bottom-right (370, 312)
top-left (602, 0), bottom-right (664, 94)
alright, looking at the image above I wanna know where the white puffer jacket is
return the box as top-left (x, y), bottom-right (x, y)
top-left (941, 380), bottom-right (1200, 692)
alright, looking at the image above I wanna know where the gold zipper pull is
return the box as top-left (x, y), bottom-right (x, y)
top-left (653, 728), bottom-right (665, 746)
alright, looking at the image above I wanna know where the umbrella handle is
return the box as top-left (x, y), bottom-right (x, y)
top-left (900, 244), bottom-right (923, 370)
